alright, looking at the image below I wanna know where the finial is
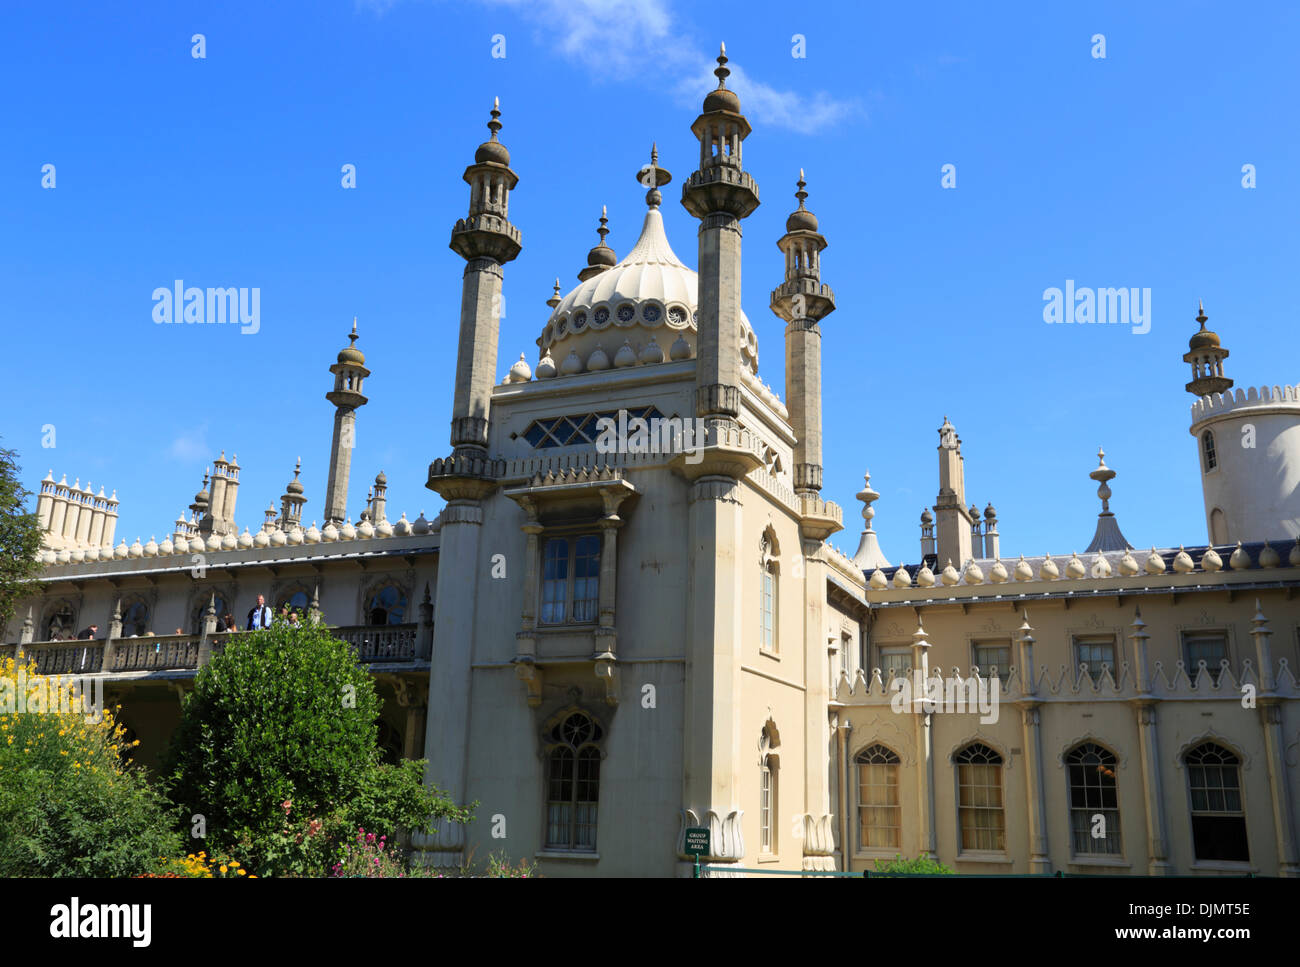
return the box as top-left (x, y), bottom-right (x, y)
top-left (795, 170), bottom-right (808, 209)
top-left (294, 457), bottom-right (302, 479)
top-left (487, 97), bottom-right (502, 141)
top-left (651, 142), bottom-right (658, 165)
top-left (715, 42), bottom-right (730, 88)
top-left (348, 317), bottom-right (359, 345)
top-left (1196, 300), bottom-right (1208, 327)
top-left (856, 471), bottom-right (880, 528)
top-left (637, 143), bottom-right (671, 209)
top-left (597, 205), bottom-right (609, 245)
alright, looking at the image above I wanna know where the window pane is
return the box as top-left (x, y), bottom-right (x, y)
top-left (541, 539), bottom-right (569, 623)
top-left (571, 536), bottom-right (600, 623)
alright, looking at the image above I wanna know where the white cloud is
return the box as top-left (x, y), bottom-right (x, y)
top-left (357, 0), bottom-right (858, 133)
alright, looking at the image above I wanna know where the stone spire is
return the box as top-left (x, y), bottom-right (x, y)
top-left (280, 457), bottom-right (307, 529)
top-left (638, 143), bottom-right (672, 210)
top-left (851, 472), bottom-right (890, 569)
top-left (682, 42), bottom-right (760, 437)
top-left (577, 206), bottom-right (617, 282)
top-left (771, 170), bottom-right (835, 496)
top-left (1183, 301), bottom-right (1232, 397)
top-left (436, 96), bottom-right (521, 474)
top-left (324, 319), bottom-right (370, 525)
top-left (1084, 447), bottom-right (1134, 552)
top-left (933, 417), bottom-right (973, 565)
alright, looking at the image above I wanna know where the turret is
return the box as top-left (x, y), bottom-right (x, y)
top-left (771, 171), bottom-right (835, 495)
top-left (681, 44), bottom-right (760, 432)
top-left (576, 206), bottom-right (616, 282)
top-left (280, 458), bottom-right (307, 529)
top-left (1183, 301), bottom-right (1232, 397)
top-left (934, 417), bottom-right (973, 565)
top-left (371, 471), bottom-right (388, 524)
top-left (325, 320), bottom-right (370, 525)
top-left (438, 97), bottom-right (521, 469)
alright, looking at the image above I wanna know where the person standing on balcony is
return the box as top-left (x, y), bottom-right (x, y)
top-left (246, 595), bottom-right (273, 630)
top-left (77, 623), bottom-right (99, 640)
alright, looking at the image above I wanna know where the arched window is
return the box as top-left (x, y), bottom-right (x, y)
top-left (544, 711), bottom-right (602, 851)
top-left (276, 588), bottom-right (310, 618)
top-left (955, 743), bottom-right (1005, 852)
top-left (1185, 743), bottom-right (1249, 862)
top-left (1209, 508), bottom-right (1228, 546)
top-left (1066, 742), bottom-right (1121, 855)
top-left (190, 594), bottom-right (229, 635)
top-left (856, 744), bottom-right (901, 849)
top-left (759, 724), bottom-right (779, 854)
top-left (44, 602), bottom-right (77, 641)
top-left (1201, 430), bottom-right (1217, 471)
top-left (367, 585), bottom-right (407, 626)
top-left (760, 530), bottom-right (779, 654)
top-left (120, 598), bottom-right (150, 638)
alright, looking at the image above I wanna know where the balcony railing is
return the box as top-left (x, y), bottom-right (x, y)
top-left (10, 620), bottom-right (429, 678)
top-left (332, 624), bottom-right (419, 662)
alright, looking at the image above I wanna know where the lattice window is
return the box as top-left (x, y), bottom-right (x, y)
top-left (539, 535), bottom-right (601, 625)
top-left (973, 640), bottom-right (1011, 682)
top-left (1067, 742), bottom-right (1121, 855)
top-left (1202, 430), bottom-right (1217, 471)
top-left (1074, 635), bottom-right (1116, 683)
top-left (856, 744), bottom-right (901, 849)
top-left (367, 585), bottom-right (407, 626)
top-left (523, 406), bottom-right (664, 449)
top-left (1186, 743), bottom-right (1249, 862)
top-left (955, 743), bottom-right (1005, 852)
top-left (544, 712), bottom-right (603, 851)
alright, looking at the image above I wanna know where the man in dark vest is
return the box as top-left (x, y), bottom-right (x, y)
top-left (246, 594), bottom-right (273, 630)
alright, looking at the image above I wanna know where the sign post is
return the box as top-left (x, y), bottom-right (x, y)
top-left (684, 826), bottom-right (710, 879)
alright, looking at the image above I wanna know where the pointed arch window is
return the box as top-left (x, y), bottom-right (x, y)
top-left (856, 744), bottom-right (901, 849)
top-left (1066, 742), bottom-right (1121, 855)
top-left (544, 711), bottom-right (603, 851)
top-left (1185, 743), bottom-right (1248, 862)
top-left (1202, 430), bottom-right (1217, 471)
top-left (760, 530), bottom-right (779, 654)
top-left (367, 584), bottom-right (407, 626)
top-left (120, 598), bottom-right (151, 638)
top-left (759, 724), bottom-right (779, 854)
top-left (955, 743), bottom-right (1005, 852)
top-left (44, 602), bottom-right (77, 641)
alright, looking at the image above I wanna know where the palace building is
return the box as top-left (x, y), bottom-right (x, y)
top-left (7, 47), bottom-right (1300, 877)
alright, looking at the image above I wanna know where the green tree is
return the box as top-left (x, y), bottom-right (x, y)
top-left (0, 654), bottom-right (182, 876)
top-left (0, 443), bottom-right (45, 632)
top-left (872, 854), bottom-right (957, 875)
top-left (164, 617), bottom-right (468, 874)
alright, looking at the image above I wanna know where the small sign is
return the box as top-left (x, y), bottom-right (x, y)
top-left (684, 826), bottom-right (710, 857)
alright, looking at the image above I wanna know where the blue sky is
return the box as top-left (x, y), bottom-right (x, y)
top-left (2, 0), bottom-right (1297, 562)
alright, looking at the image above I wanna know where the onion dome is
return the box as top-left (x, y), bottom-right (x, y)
top-left (474, 97), bottom-right (510, 165)
top-left (639, 336), bottom-right (664, 364)
top-left (338, 318), bottom-right (365, 365)
top-left (507, 353), bottom-right (532, 383)
top-left (305, 522), bottom-right (321, 544)
top-left (376, 517), bottom-right (394, 538)
top-left (1259, 542), bottom-right (1281, 568)
top-left (1117, 550), bottom-right (1139, 575)
top-left (983, 503), bottom-right (997, 521)
top-left (868, 568), bottom-right (888, 590)
top-left (578, 207), bottom-right (617, 281)
top-left (253, 529), bottom-right (270, 548)
top-left (1173, 546), bottom-right (1195, 573)
top-left (339, 520), bottom-right (357, 541)
top-left (375, 470), bottom-right (387, 487)
top-left (194, 471), bottom-right (210, 508)
top-left (159, 536), bottom-right (174, 555)
top-left (1065, 552), bottom-right (1086, 579)
top-left (205, 532), bottom-right (222, 552)
top-left (785, 170), bottom-right (819, 233)
top-left (238, 528), bottom-right (254, 548)
top-left (143, 536), bottom-right (158, 557)
top-left (536, 352), bottom-right (556, 379)
top-left (1090, 553), bottom-right (1112, 578)
top-left (702, 43), bottom-right (741, 114)
top-left (989, 560), bottom-right (1009, 583)
top-left (1039, 555), bottom-right (1060, 580)
top-left (940, 559), bottom-right (960, 586)
top-left (286, 458), bottom-right (305, 495)
top-left (393, 513), bottom-right (411, 537)
top-left (321, 521), bottom-right (339, 542)
top-left (892, 567), bottom-right (912, 588)
top-left (669, 334), bottom-right (691, 360)
top-left (413, 512), bottom-right (431, 535)
top-left (1201, 547), bottom-right (1223, 571)
top-left (1188, 301), bottom-right (1220, 350)
top-left (1229, 541), bottom-right (1250, 569)
top-left (561, 349), bottom-right (583, 375)
top-left (221, 532), bottom-right (237, 550)
top-left (916, 563), bottom-right (936, 587)
top-left (920, 508), bottom-right (933, 524)
top-left (1014, 556), bottom-right (1034, 581)
top-left (287, 524), bottom-right (304, 545)
top-left (357, 519), bottom-right (375, 539)
top-left (587, 344), bottom-right (610, 370)
top-left (269, 527), bottom-right (287, 547)
top-left (1144, 547), bottom-right (1166, 574)
top-left (963, 561), bottom-right (985, 584)
top-left (613, 340), bottom-right (637, 368)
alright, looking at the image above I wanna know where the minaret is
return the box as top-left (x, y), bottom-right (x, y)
top-left (983, 504), bottom-right (1000, 559)
top-left (280, 459), bottom-right (306, 529)
top-left (934, 417), bottom-right (973, 565)
top-left (325, 320), bottom-right (370, 526)
top-left (681, 43), bottom-right (760, 430)
top-left (1183, 301), bottom-right (1232, 397)
top-left (441, 97), bottom-right (521, 462)
top-left (88, 486), bottom-right (108, 548)
top-left (35, 470), bottom-right (55, 534)
top-left (771, 170), bottom-right (835, 495)
top-left (576, 206), bottom-right (616, 282)
top-left (223, 453), bottom-right (240, 526)
top-left (371, 471), bottom-right (388, 524)
top-left (423, 99), bottom-right (522, 867)
top-left (102, 489), bottom-right (118, 548)
top-left (204, 452), bottom-right (229, 535)
top-left (920, 509), bottom-right (936, 560)
top-left (189, 470), bottom-right (210, 525)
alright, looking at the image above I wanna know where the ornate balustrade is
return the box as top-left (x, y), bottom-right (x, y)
top-left (331, 624), bottom-right (419, 662)
top-left (110, 636), bottom-right (202, 673)
top-left (26, 640), bottom-right (105, 675)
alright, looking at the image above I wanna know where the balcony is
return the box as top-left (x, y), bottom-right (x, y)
top-left (9, 621), bottom-right (428, 679)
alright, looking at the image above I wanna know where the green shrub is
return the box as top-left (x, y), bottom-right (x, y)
top-left (164, 618), bottom-right (468, 875)
top-left (871, 854), bottom-right (956, 875)
top-left (0, 656), bottom-right (182, 876)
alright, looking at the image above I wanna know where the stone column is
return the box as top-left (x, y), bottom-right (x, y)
top-left (1129, 607), bottom-right (1172, 875)
top-left (1249, 600), bottom-right (1300, 876)
top-left (798, 540), bottom-right (836, 871)
top-left (911, 615), bottom-right (937, 859)
top-left (1016, 612), bottom-right (1051, 873)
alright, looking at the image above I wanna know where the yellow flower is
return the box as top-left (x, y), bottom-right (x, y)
top-left (219, 865), bottom-right (227, 873)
